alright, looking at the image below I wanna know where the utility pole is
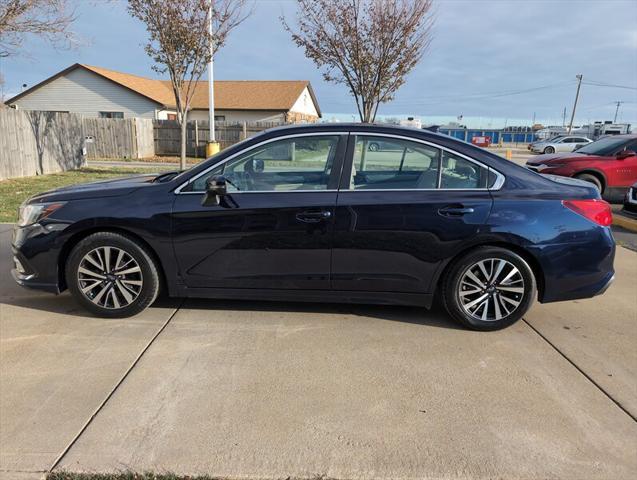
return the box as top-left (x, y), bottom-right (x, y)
top-left (613, 101), bottom-right (624, 123)
top-left (206, 3), bottom-right (219, 157)
top-left (562, 107), bottom-right (567, 127)
top-left (567, 74), bottom-right (583, 134)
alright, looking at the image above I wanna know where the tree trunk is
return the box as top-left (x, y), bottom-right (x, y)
top-left (179, 118), bottom-right (187, 170)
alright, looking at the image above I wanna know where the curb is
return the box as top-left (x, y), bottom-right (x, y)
top-left (613, 212), bottom-right (637, 233)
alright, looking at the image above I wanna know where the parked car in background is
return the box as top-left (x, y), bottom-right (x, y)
top-left (530, 136), bottom-right (592, 154)
top-left (12, 124), bottom-right (615, 331)
top-left (622, 181), bottom-right (637, 217)
top-left (526, 134), bottom-right (637, 201)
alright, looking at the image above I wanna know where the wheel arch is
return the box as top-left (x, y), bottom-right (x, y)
top-left (434, 241), bottom-right (545, 302)
top-left (572, 169), bottom-right (607, 192)
top-left (57, 226), bottom-right (168, 293)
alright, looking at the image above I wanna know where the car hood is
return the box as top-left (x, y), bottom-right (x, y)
top-left (29, 173), bottom-right (162, 203)
top-left (526, 152), bottom-right (595, 165)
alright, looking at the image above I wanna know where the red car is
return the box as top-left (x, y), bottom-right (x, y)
top-left (526, 135), bottom-right (637, 201)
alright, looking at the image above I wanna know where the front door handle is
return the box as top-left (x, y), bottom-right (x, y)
top-left (438, 206), bottom-right (475, 217)
top-left (296, 210), bottom-right (332, 223)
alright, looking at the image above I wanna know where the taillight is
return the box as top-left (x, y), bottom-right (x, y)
top-left (562, 199), bottom-right (613, 227)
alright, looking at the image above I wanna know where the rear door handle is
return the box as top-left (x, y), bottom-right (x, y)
top-left (296, 210), bottom-right (332, 223)
top-left (438, 206), bottom-right (475, 217)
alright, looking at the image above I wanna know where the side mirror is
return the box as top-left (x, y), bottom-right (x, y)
top-left (617, 150), bottom-right (636, 160)
top-left (201, 175), bottom-right (227, 206)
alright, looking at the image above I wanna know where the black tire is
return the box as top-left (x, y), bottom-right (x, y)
top-left (575, 173), bottom-right (603, 193)
top-left (543, 146), bottom-right (555, 154)
top-left (441, 247), bottom-right (537, 331)
top-left (368, 142), bottom-right (380, 152)
top-left (65, 232), bottom-right (160, 318)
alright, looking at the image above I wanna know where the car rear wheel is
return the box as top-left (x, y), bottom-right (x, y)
top-left (543, 146), bottom-right (555, 154)
top-left (441, 247), bottom-right (537, 331)
top-left (575, 173), bottom-right (603, 193)
top-left (66, 232), bottom-right (160, 318)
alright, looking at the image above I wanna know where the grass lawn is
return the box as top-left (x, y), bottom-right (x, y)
top-left (0, 167), bottom-right (170, 223)
top-left (47, 473), bottom-right (222, 480)
top-left (47, 474), bottom-right (330, 480)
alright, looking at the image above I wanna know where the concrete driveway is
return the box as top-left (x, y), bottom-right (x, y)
top-left (1, 224), bottom-right (636, 479)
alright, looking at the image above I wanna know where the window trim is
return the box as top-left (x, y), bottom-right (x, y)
top-left (340, 133), bottom-right (505, 192)
top-left (175, 131), bottom-right (506, 194)
top-left (175, 132), bottom-right (348, 194)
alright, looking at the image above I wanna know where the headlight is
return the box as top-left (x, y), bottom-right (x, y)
top-left (18, 202), bottom-right (66, 227)
top-left (537, 164), bottom-right (564, 171)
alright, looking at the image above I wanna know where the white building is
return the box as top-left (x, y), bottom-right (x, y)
top-left (6, 63), bottom-right (322, 123)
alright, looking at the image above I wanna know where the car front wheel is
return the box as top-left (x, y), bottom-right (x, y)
top-left (66, 232), bottom-right (160, 318)
top-left (543, 146), bottom-right (555, 154)
top-left (441, 247), bottom-right (537, 331)
top-left (575, 173), bottom-right (603, 193)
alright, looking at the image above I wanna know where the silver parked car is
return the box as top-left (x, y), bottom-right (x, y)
top-left (530, 135), bottom-right (592, 154)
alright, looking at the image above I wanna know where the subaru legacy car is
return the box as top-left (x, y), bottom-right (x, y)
top-left (12, 124), bottom-right (615, 331)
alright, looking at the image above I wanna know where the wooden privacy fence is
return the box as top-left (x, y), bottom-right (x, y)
top-left (0, 109), bottom-right (85, 180)
top-left (83, 117), bottom-right (154, 160)
top-left (0, 109), bottom-right (155, 180)
top-left (153, 120), bottom-right (285, 156)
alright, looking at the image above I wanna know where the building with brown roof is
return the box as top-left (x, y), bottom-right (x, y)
top-left (6, 63), bottom-right (321, 123)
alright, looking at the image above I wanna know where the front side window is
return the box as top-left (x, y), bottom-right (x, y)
top-left (188, 135), bottom-right (340, 192)
top-left (350, 136), bottom-right (440, 190)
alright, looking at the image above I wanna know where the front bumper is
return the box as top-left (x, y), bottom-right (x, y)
top-left (11, 222), bottom-right (66, 294)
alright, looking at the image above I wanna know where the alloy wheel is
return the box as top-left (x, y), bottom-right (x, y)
top-left (458, 258), bottom-right (525, 321)
top-left (77, 246), bottom-right (143, 309)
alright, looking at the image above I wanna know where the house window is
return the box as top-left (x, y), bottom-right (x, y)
top-left (214, 115), bottom-right (225, 121)
top-left (167, 113), bottom-right (177, 121)
top-left (99, 111), bottom-right (124, 119)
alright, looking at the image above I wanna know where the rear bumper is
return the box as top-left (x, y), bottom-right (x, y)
top-left (536, 227), bottom-right (616, 304)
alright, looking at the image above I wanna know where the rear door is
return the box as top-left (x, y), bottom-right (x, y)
top-left (171, 133), bottom-right (346, 290)
top-left (331, 134), bottom-right (496, 294)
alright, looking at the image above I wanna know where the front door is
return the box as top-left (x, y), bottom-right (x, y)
top-left (171, 134), bottom-right (346, 290)
top-left (332, 135), bottom-right (494, 293)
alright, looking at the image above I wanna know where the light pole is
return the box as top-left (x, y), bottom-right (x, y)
top-left (206, 3), bottom-right (220, 157)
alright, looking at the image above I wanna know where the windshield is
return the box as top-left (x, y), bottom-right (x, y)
top-left (575, 136), bottom-right (630, 156)
top-left (544, 136), bottom-right (564, 143)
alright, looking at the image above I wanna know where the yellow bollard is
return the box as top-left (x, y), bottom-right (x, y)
top-left (505, 149), bottom-right (512, 160)
top-left (206, 142), bottom-right (220, 157)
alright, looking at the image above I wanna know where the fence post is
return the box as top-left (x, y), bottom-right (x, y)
top-left (194, 120), bottom-right (199, 158)
top-left (242, 121), bottom-right (247, 140)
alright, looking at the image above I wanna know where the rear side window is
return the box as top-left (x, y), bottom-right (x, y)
top-left (350, 136), bottom-right (440, 190)
top-left (440, 152), bottom-right (492, 189)
top-left (349, 135), bottom-right (496, 190)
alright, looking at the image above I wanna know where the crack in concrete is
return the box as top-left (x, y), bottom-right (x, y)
top-left (47, 299), bottom-right (185, 473)
top-left (523, 318), bottom-right (637, 423)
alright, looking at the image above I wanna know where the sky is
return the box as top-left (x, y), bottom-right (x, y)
top-left (2, 0), bottom-right (636, 128)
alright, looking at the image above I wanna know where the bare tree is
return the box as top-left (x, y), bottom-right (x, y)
top-left (283, 0), bottom-right (434, 123)
top-left (128, 0), bottom-right (249, 169)
top-left (0, 0), bottom-right (76, 57)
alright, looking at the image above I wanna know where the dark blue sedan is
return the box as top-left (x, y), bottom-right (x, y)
top-left (11, 124), bottom-right (615, 330)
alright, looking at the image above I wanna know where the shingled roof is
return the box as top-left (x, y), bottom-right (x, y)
top-left (8, 63), bottom-right (321, 115)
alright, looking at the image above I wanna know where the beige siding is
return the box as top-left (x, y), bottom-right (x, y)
top-left (10, 68), bottom-right (160, 119)
top-left (187, 109), bottom-right (286, 123)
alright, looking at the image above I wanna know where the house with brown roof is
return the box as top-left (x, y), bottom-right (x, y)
top-left (6, 63), bottom-right (321, 123)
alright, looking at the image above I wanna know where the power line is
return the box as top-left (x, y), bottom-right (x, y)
top-left (582, 80), bottom-right (637, 91)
